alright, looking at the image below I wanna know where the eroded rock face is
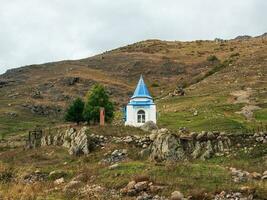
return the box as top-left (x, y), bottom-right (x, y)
top-left (150, 133), bottom-right (185, 162)
top-left (22, 103), bottom-right (62, 116)
top-left (149, 131), bottom-right (232, 162)
top-left (40, 127), bottom-right (99, 156)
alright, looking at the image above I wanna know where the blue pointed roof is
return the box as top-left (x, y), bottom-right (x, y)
top-left (131, 75), bottom-right (152, 99)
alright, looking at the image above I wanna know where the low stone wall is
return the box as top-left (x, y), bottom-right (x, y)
top-left (27, 126), bottom-right (267, 160)
top-left (149, 132), bottom-right (231, 161)
top-left (148, 130), bottom-right (267, 162)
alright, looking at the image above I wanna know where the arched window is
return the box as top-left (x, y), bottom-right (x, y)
top-left (137, 110), bottom-right (145, 123)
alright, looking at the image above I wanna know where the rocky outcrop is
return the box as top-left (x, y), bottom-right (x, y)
top-left (40, 127), bottom-right (100, 156)
top-left (149, 130), bottom-right (267, 162)
top-left (149, 131), bottom-right (231, 162)
top-left (62, 77), bottom-right (79, 86)
top-left (22, 103), bottom-right (62, 116)
top-left (150, 133), bottom-right (186, 161)
top-left (0, 80), bottom-right (9, 88)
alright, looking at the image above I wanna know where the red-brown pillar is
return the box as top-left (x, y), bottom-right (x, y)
top-left (100, 107), bottom-right (105, 126)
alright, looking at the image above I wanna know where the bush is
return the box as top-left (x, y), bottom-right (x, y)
top-left (230, 52), bottom-right (240, 58)
top-left (207, 55), bottom-right (219, 62)
top-left (0, 170), bottom-right (13, 183)
top-left (83, 84), bottom-right (114, 124)
top-left (65, 97), bottom-right (85, 124)
top-left (151, 83), bottom-right (159, 87)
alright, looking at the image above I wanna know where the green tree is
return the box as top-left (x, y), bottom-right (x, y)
top-left (65, 98), bottom-right (85, 124)
top-left (83, 84), bottom-right (114, 124)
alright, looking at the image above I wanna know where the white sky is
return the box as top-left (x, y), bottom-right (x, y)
top-left (0, 0), bottom-right (266, 74)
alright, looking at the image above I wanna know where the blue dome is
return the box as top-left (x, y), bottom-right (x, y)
top-left (131, 75), bottom-right (152, 99)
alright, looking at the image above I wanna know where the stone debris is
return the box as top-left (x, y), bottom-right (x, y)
top-left (251, 132), bottom-right (267, 144)
top-left (22, 170), bottom-right (49, 184)
top-left (31, 89), bottom-right (42, 99)
top-left (170, 191), bottom-right (184, 200)
top-left (49, 170), bottom-right (67, 180)
top-left (214, 191), bottom-right (254, 200)
top-left (229, 167), bottom-right (267, 183)
top-left (102, 149), bottom-right (128, 164)
top-left (54, 177), bottom-right (65, 185)
top-left (113, 135), bottom-right (152, 148)
top-left (63, 180), bottom-right (84, 193)
top-left (22, 103), bottom-right (62, 116)
top-left (121, 180), bottom-right (166, 200)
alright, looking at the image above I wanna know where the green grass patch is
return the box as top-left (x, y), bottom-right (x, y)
top-left (97, 161), bottom-right (146, 189)
top-left (157, 94), bottom-right (264, 132)
top-left (254, 108), bottom-right (267, 121)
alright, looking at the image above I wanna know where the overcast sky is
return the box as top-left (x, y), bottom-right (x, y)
top-left (0, 0), bottom-right (266, 74)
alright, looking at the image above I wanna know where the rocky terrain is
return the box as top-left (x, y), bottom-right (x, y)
top-left (0, 122), bottom-right (266, 199)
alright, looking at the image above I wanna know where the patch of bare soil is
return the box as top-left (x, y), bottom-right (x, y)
top-left (231, 88), bottom-right (252, 104)
top-left (236, 105), bottom-right (261, 120)
top-left (231, 88), bottom-right (261, 120)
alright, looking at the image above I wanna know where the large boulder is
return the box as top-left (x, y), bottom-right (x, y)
top-left (150, 133), bottom-right (186, 161)
top-left (140, 121), bottom-right (158, 132)
top-left (68, 127), bottom-right (96, 156)
top-left (39, 127), bottom-right (98, 156)
top-left (171, 191), bottom-right (184, 200)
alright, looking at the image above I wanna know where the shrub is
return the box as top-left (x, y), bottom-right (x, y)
top-left (151, 83), bottom-right (159, 87)
top-left (65, 97), bottom-right (85, 124)
top-left (207, 55), bottom-right (219, 62)
top-left (0, 170), bottom-right (13, 183)
top-left (83, 84), bottom-right (114, 124)
top-left (230, 52), bottom-right (240, 58)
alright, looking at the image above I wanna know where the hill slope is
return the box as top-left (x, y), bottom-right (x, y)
top-left (0, 35), bottom-right (267, 137)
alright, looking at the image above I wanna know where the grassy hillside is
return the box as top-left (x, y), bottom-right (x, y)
top-left (0, 126), bottom-right (266, 199)
top-left (0, 35), bottom-right (267, 138)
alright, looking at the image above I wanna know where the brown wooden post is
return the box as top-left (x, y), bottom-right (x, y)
top-left (100, 107), bottom-right (105, 126)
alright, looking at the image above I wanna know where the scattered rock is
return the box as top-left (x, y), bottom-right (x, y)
top-left (170, 191), bottom-right (184, 200)
top-left (49, 170), bottom-right (67, 180)
top-left (214, 191), bottom-right (253, 200)
top-left (63, 180), bottom-right (83, 193)
top-left (141, 121), bottom-right (158, 132)
top-left (102, 149), bottom-right (128, 163)
top-left (22, 104), bottom-right (61, 116)
top-left (23, 171), bottom-right (48, 184)
top-left (250, 172), bottom-right (261, 180)
top-left (121, 180), bottom-right (166, 199)
top-left (134, 181), bottom-right (149, 192)
top-left (54, 177), bottom-right (65, 185)
top-left (109, 163), bottom-right (119, 170)
top-left (31, 89), bottom-right (42, 99)
top-left (62, 77), bottom-right (79, 86)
